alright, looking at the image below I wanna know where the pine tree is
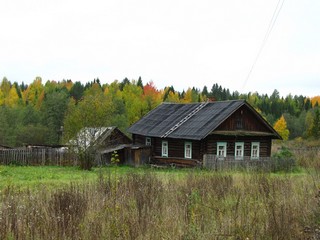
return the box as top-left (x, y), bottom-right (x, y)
top-left (137, 76), bottom-right (143, 89)
top-left (311, 108), bottom-right (320, 138)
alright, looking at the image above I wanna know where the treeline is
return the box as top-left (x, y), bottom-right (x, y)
top-left (0, 76), bottom-right (319, 147)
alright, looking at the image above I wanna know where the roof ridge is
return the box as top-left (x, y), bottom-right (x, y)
top-left (162, 99), bottom-right (245, 105)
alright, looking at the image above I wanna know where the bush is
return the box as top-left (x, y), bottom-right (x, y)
top-left (79, 151), bottom-right (93, 170)
top-left (271, 146), bottom-right (296, 172)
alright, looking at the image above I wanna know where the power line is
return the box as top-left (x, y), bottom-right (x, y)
top-left (242, 0), bottom-right (285, 89)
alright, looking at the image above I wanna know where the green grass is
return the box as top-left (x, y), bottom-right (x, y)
top-left (0, 164), bottom-right (198, 189)
top-left (0, 164), bottom-right (310, 190)
top-left (0, 165), bottom-right (182, 187)
top-left (0, 166), bottom-right (86, 189)
top-left (0, 165), bottom-right (138, 189)
top-left (0, 165), bottom-right (221, 190)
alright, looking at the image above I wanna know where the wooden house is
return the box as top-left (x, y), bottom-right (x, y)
top-left (128, 100), bottom-right (281, 167)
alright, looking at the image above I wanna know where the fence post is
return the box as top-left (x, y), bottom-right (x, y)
top-left (203, 154), bottom-right (207, 168)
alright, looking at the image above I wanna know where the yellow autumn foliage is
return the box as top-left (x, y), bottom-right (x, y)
top-left (311, 96), bottom-right (320, 107)
top-left (273, 115), bottom-right (290, 140)
top-left (7, 85), bottom-right (19, 107)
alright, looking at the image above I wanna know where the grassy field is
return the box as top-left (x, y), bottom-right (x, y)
top-left (0, 164), bottom-right (320, 239)
top-left (0, 165), bottom-right (129, 189)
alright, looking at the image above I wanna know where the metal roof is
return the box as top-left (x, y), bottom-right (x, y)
top-left (128, 100), bottom-right (278, 140)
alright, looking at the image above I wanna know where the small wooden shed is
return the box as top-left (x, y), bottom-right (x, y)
top-left (0, 144), bottom-right (12, 150)
top-left (69, 126), bottom-right (133, 165)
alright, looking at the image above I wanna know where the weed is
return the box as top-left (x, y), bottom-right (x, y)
top-left (0, 166), bottom-right (319, 239)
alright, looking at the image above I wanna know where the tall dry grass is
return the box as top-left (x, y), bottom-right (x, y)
top-left (0, 170), bottom-right (320, 239)
top-left (273, 139), bottom-right (320, 170)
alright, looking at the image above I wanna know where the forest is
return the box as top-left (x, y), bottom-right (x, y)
top-left (0, 76), bottom-right (319, 147)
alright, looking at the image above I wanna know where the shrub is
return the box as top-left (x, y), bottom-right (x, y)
top-left (271, 146), bottom-right (296, 172)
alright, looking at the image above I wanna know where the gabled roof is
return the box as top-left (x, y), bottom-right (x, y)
top-left (69, 126), bottom-right (118, 150)
top-left (128, 100), bottom-right (281, 140)
top-left (0, 144), bottom-right (12, 149)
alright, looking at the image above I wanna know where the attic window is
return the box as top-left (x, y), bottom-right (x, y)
top-left (236, 117), bottom-right (243, 129)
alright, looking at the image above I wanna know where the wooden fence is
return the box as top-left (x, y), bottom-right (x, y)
top-left (0, 149), bottom-right (297, 170)
top-left (0, 149), bottom-right (79, 166)
top-left (203, 154), bottom-right (274, 171)
top-left (0, 148), bottom-right (134, 167)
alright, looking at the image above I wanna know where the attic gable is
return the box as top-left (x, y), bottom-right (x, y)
top-left (212, 104), bottom-right (281, 138)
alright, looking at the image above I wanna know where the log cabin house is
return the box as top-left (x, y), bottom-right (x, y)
top-left (128, 100), bottom-right (281, 167)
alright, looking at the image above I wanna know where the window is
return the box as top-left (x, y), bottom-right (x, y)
top-left (235, 142), bottom-right (244, 160)
top-left (184, 142), bottom-right (192, 159)
top-left (217, 142), bottom-right (227, 159)
top-left (162, 141), bottom-right (168, 157)
top-left (236, 117), bottom-right (243, 129)
top-left (146, 137), bottom-right (151, 146)
top-left (251, 142), bottom-right (260, 159)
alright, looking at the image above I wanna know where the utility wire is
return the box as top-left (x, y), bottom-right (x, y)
top-left (242, 0), bottom-right (285, 89)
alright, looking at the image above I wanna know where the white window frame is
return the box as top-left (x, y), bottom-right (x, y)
top-left (217, 142), bottom-right (227, 159)
top-left (162, 141), bottom-right (168, 157)
top-left (146, 137), bottom-right (151, 146)
top-left (184, 142), bottom-right (192, 159)
top-left (235, 142), bottom-right (244, 160)
top-left (251, 142), bottom-right (260, 159)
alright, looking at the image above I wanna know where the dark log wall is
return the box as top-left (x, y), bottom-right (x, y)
top-left (101, 129), bottom-right (132, 148)
top-left (217, 105), bottom-right (271, 132)
top-left (133, 133), bottom-right (272, 160)
top-left (132, 134), bottom-right (146, 145)
top-left (204, 135), bottom-right (272, 157)
top-left (133, 134), bottom-right (201, 160)
top-left (133, 134), bottom-right (156, 156)
top-left (154, 138), bottom-right (201, 160)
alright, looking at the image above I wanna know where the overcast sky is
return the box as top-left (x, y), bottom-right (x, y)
top-left (0, 0), bottom-right (319, 97)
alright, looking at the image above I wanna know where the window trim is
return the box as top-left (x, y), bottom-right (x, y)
top-left (162, 141), bottom-right (168, 157)
top-left (235, 142), bottom-right (244, 160)
top-left (145, 137), bottom-right (151, 146)
top-left (251, 142), bottom-right (260, 159)
top-left (184, 141), bottom-right (192, 159)
top-left (217, 142), bottom-right (227, 159)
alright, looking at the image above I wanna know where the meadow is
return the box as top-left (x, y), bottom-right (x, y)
top-left (0, 165), bottom-right (319, 239)
top-left (0, 141), bottom-right (320, 239)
